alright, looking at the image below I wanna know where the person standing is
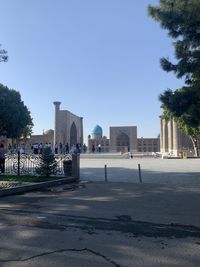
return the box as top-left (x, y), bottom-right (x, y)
top-left (65, 143), bottom-right (69, 154)
top-left (59, 142), bottom-right (63, 154)
top-left (0, 144), bottom-right (6, 174)
top-left (98, 144), bottom-right (101, 153)
top-left (92, 144), bottom-right (95, 153)
top-left (83, 144), bottom-right (87, 153)
top-left (54, 143), bottom-right (58, 154)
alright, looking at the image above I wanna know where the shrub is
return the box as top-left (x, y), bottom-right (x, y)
top-left (36, 147), bottom-right (57, 178)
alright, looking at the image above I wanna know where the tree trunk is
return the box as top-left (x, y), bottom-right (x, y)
top-left (190, 137), bottom-right (199, 157)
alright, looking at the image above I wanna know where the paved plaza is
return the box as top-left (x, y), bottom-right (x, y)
top-left (0, 157), bottom-right (200, 266)
top-left (80, 157), bottom-right (200, 185)
top-left (0, 180), bottom-right (200, 266)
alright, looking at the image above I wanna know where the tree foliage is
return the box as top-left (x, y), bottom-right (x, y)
top-left (0, 44), bottom-right (8, 62)
top-left (36, 147), bottom-right (58, 178)
top-left (160, 86), bottom-right (200, 125)
top-left (0, 83), bottom-right (33, 139)
top-left (149, 0), bottom-right (200, 156)
top-left (148, 0), bottom-right (200, 85)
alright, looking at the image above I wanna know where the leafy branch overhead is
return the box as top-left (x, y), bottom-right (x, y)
top-left (0, 44), bottom-right (8, 62)
top-left (148, 0), bottom-right (200, 85)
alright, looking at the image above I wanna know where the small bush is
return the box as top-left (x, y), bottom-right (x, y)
top-left (36, 147), bottom-right (57, 178)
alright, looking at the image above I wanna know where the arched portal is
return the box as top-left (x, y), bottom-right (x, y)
top-left (70, 122), bottom-right (77, 147)
top-left (116, 133), bottom-right (130, 152)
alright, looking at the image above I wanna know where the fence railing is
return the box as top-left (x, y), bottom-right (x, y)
top-left (4, 153), bottom-right (72, 176)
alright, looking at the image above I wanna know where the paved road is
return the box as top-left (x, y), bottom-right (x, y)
top-left (0, 180), bottom-right (200, 266)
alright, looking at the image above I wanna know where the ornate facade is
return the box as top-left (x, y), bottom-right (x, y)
top-left (160, 118), bottom-right (194, 157)
top-left (110, 126), bottom-right (137, 152)
top-left (6, 102), bottom-right (84, 152)
top-left (88, 125), bottom-right (109, 152)
top-left (53, 101), bottom-right (83, 147)
top-left (88, 125), bottom-right (159, 153)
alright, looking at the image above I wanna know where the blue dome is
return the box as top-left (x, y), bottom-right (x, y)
top-left (91, 125), bottom-right (103, 135)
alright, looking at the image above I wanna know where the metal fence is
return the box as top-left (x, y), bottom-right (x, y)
top-left (4, 153), bottom-right (72, 176)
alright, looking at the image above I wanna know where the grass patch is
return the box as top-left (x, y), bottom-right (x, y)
top-left (0, 175), bottom-right (64, 183)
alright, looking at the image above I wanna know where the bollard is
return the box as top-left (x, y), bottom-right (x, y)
top-left (72, 153), bottom-right (80, 180)
top-left (104, 164), bottom-right (108, 182)
top-left (17, 151), bottom-right (20, 176)
top-left (138, 163), bottom-right (142, 183)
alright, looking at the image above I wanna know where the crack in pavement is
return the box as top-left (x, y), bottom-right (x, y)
top-left (1, 208), bottom-right (200, 239)
top-left (0, 248), bottom-right (121, 267)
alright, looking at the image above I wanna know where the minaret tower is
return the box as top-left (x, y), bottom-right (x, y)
top-left (53, 101), bottom-right (61, 146)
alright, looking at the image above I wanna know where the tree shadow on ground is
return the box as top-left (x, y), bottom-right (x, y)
top-left (0, 177), bottom-right (200, 266)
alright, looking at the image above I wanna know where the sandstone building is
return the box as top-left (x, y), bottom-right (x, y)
top-left (88, 125), bottom-right (109, 152)
top-left (53, 101), bottom-right (83, 147)
top-left (160, 118), bottom-right (197, 157)
top-left (137, 137), bottom-right (160, 153)
top-left (88, 125), bottom-right (160, 153)
top-left (20, 102), bottom-right (83, 152)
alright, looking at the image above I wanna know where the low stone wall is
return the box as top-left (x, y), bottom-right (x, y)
top-left (0, 177), bottom-right (76, 197)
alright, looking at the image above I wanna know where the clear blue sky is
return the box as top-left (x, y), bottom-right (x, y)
top-left (0, 0), bottom-right (183, 143)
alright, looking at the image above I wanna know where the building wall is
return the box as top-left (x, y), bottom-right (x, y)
top-left (53, 102), bottom-right (83, 147)
top-left (27, 131), bottom-right (54, 146)
top-left (137, 138), bottom-right (160, 152)
top-left (0, 131), bottom-right (54, 153)
top-left (110, 126), bottom-right (137, 152)
top-left (88, 137), bottom-right (110, 152)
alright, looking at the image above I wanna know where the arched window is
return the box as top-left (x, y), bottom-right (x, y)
top-left (116, 133), bottom-right (130, 152)
top-left (70, 122), bottom-right (77, 147)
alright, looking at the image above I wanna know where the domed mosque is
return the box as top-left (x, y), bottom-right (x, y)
top-left (88, 124), bottom-right (109, 152)
top-left (88, 125), bottom-right (160, 154)
top-left (91, 125), bottom-right (103, 140)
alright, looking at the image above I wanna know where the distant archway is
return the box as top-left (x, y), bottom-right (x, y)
top-left (116, 133), bottom-right (130, 152)
top-left (70, 122), bottom-right (77, 147)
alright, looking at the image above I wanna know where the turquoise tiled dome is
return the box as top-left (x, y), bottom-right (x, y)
top-left (91, 125), bottom-right (103, 135)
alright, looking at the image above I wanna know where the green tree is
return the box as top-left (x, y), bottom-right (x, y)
top-left (36, 147), bottom-right (58, 178)
top-left (148, 0), bottom-right (200, 85)
top-left (0, 44), bottom-right (8, 62)
top-left (148, 0), bottom-right (200, 156)
top-left (0, 83), bottom-right (33, 139)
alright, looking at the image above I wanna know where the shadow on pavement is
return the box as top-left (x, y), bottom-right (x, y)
top-left (80, 166), bottom-right (200, 185)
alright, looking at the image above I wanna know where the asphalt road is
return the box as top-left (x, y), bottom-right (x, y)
top-left (0, 180), bottom-right (200, 267)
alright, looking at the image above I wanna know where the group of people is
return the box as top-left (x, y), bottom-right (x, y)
top-left (31, 142), bottom-right (87, 155)
top-left (92, 144), bottom-right (102, 153)
top-left (64, 143), bottom-right (87, 154)
top-left (54, 143), bottom-right (69, 154)
top-left (31, 143), bottom-right (52, 154)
